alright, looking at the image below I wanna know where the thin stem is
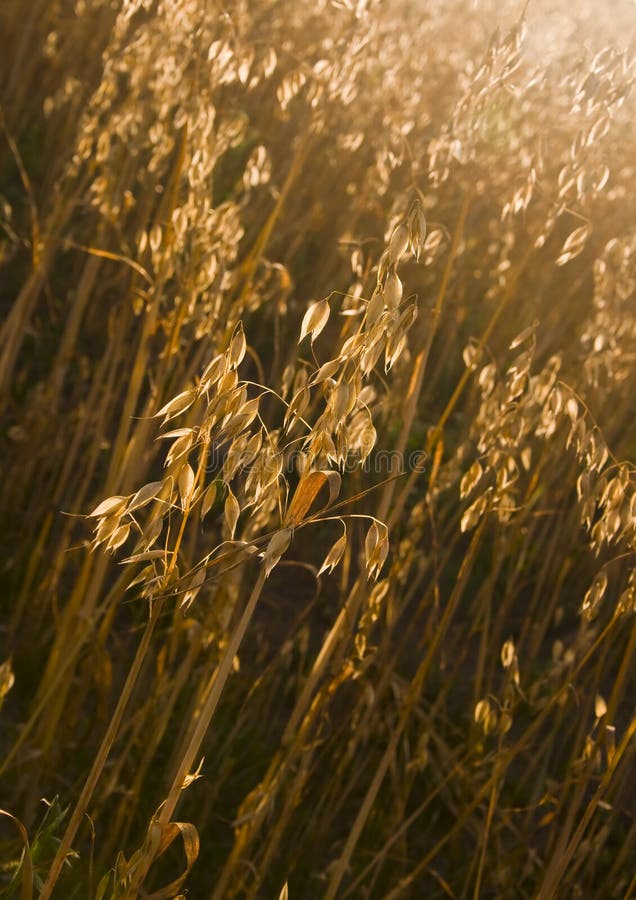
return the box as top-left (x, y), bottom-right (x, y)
top-left (323, 518), bottom-right (486, 900)
top-left (125, 565), bottom-right (268, 895)
top-left (40, 598), bottom-right (164, 900)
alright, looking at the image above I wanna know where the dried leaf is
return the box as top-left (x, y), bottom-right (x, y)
top-left (142, 819), bottom-right (200, 900)
top-left (229, 324), bottom-right (247, 368)
top-left (309, 358), bottom-right (341, 386)
top-left (107, 523), bottom-right (131, 552)
top-left (225, 489), bottom-right (240, 539)
top-left (156, 428), bottom-right (194, 441)
top-left (460, 460), bottom-right (483, 500)
top-left (385, 331), bottom-right (407, 372)
top-left (155, 390), bottom-right (196, 420)
top-left (264, 527), bottom-right (293, 577)
top-left (200, 355), bottom-right (226, 391)
top-left (166, 433), bottom-right (194, 468)
top-left (181, 757), bottom-right (205, 789)
top-left (330, 383), bottom-right (353, 420)
top-left (88, 495), bottom-right (127, 518)
top-left (128, 481), bottom-right (164, 513)
top-left (510, 320), bottom-right (538, 350)
top-left (318, 528), bottom-right (347, 576)
top-left (121, 549), bottom-right (167, 564)
top-left (364, 521), bottom-right (389, 580)
top-left (408, 201), bottom-right (427, 259)
top-left (242, 430), bottom-right (263, 466)
top-left (201, 482), bottom-right (218, 520)
top-left (361, 334), bottom-right (385, 374)
top-left (284, 386), bottom-right (310, 432)
top-left (461, 492), bottom-right (489, 532)
top-left (299, 299), bottom-right (330, 343)
top-left (388, 222), bottom-right (409, 262)
top-left (581, 570), bottom-right (608, 620)
top-left (141, 514), bottom-right (163, 552)
top-left (463, 339), bottom-right (482, 370)
top-left (126, 565), bottom-right (157, 591)
top-left (556, 224), bottom-right (591, 266)
top-left (366, 288), bottom-right (385, 330)
top-left (178, 464), bottom-right (195, 507)
top-left (94, 512), bottom-right (120, 542)
top-left (285, 470), bottom-right (341, 525)
top-left (383, 270), bottom-right (403, 309)
top-left (180, 567), bottom-right (206, 610)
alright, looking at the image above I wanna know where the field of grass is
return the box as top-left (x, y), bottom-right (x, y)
top-left (1, 0), bottom-right (636, 896)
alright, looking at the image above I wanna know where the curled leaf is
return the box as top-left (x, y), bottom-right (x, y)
top-left (140, 817), bottom-right (200, 900)
top-left (181, 757), bottom-right (205, 790)
top-left (285, 470), bottom-right (341, 525)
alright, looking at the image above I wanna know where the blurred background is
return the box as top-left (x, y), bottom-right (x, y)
top-left (1, 1), bottom-right (636, 897)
